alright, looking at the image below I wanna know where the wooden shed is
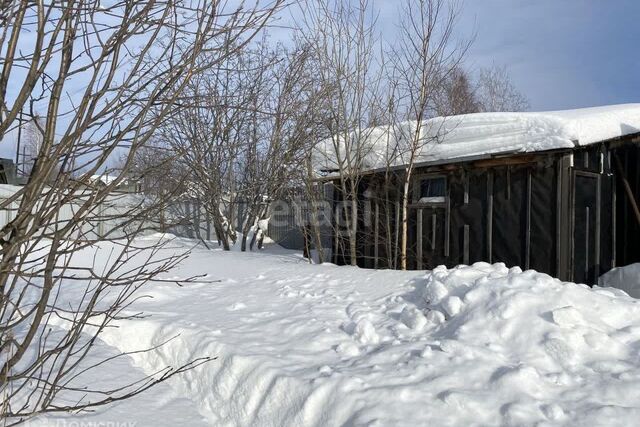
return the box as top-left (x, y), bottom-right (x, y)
top-left (319, 105), bottom-right (640, 284)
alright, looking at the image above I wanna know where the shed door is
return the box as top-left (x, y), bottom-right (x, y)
top-left (572, 171), bottom-right (601, 284)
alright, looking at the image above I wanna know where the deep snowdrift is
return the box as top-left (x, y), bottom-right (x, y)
top-left (35, 236), bottom-right (640, 426)
top-left (600, 263), bottom-right (640, 299)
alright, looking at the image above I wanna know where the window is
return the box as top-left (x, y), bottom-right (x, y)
top-left (414, 176), bottom-right (446, 204)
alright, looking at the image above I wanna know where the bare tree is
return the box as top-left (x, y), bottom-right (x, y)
top-left (476, 64), bottom-right (529, 112)
top-left (299, 0), bottom-right (386, 266)
top-left (155, 51), bottom-right (247, 250)
top-left (434, 64), bottom-right (528, 115)
top-left (0, 0), bottom-right (284, 423)
top-left (236, 43), bottom-right (315, 252)
top-left (156, 39), bottom-right (314, 252)
top-left (388, 0), bottom-right (469, 270)
top-left (434, 66), bottom-right (480, 116)
top-left (127, 143), bottom-right (190, 233)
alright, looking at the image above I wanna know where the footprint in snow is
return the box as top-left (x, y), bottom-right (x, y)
top-left (251, 311), bottom-right (276, 318)
top-left (227, 302), bottom-right (247, 311)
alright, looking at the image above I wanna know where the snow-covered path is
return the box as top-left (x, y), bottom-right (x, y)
top-left (36, 236), bottom-right (640, 426)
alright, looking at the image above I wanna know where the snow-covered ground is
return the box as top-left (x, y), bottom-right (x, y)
top-left (32, 235), bottom-right (640, 426)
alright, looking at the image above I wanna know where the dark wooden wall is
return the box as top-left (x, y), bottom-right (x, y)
top-left (613, 143), bottom-right (640, 269)
top-left (331, 139), bottom-right (640, 285)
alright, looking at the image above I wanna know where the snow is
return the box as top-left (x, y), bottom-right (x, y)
top-left (418, 196), bottom-right (446, 204)
top-left (0, 183), bottom-right (21, 198)
top-left (600, 263), bottom-right (640, 298)
top-left (36, 334), bottom-right (211, 427)
top-left (29, 236), bottom-right (640, 426)
top-left (90, 174), bottom-right (118, 185)
top-left (314, 103), bottom-right (640, 174)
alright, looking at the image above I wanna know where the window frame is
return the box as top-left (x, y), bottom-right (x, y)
top-left (411, 173), bottom-right (448, 206)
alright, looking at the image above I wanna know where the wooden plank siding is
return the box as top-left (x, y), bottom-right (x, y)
top-left (329, 135), bottom-right (640, 285)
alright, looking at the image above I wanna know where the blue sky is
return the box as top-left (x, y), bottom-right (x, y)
top-left (3, 1), bottom-right (638, 160)
top-left (376, 0), bottom-right (640, 110)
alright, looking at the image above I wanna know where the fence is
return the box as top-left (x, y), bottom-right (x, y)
top-left (0, 184), bottom-right (332, 253)
top-left (0, 184), bottom-right (155, 241)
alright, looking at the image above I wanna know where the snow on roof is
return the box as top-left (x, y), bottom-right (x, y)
top-left (313, 104), bottom-right (640, 174)
top-left (90, 174), bottom-right (119, 185)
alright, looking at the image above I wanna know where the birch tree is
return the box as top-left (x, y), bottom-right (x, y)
top-left (389, 0), bottom-right (469, 270)
top-left (300, 0), bottom-right (385, 266)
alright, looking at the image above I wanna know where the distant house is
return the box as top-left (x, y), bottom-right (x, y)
top-left (315, 104), bottom-right (640, 284)
top-left (89, 174), bottom-right (141, 193)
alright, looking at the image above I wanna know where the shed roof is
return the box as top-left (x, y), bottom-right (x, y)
top-left (313, 103), bottom-right (640, 175)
